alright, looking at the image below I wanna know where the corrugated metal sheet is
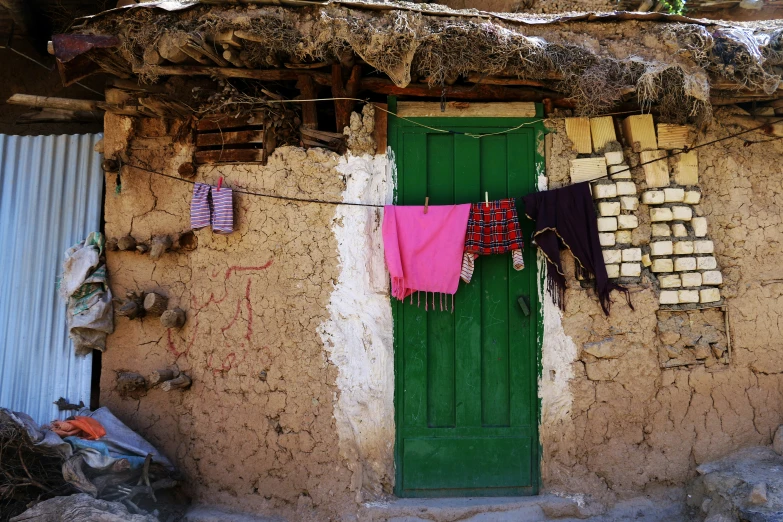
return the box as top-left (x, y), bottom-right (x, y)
top-left (0, 133), bottom-right (104, 424)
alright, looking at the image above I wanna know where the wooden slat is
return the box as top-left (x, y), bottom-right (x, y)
top-left (196, 130), bottom-right (264, 147)
top-left (590, 116), bottom-right (617, 152)
top-left (564, 117), bottom-right (592, 154)
top-left (194, 149), bottom-right (265, 164)
top-left (373, 102), bottom-right (388, 155)
top-left (671, 150), bottom-right (698, 185)
top-left (622, 114), bottom-right (658, 151)
top-left (569, 157), bottom-right (607, 183)
top-left (640, 150), bottom-right (669, 188)
top-left (397, 101), bottom-right (537, 118)
top-left (196, 113), bottom-right (265, 131)
top-left (657, 124), bottom-right (694, 150)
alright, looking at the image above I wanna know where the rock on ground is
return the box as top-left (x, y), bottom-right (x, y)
top-left (9, 493), bottom-right (159, 522)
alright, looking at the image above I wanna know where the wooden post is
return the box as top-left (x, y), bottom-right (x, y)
top-left (296, 75), bottom-right (318, 130)
top-left (331, 64), bottom-right (361, 132)
top-left (149, 365), bottom-right (180, 386)
top-left (143, 292), bottom-right (168, 316)
top-left (6, 94), bottom-right (103, 112)
top-left (161, 373), bottom-right (192, 391)
top-left (160, 308), bottom-right (186, 329)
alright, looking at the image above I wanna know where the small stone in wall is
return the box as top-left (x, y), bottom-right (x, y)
top-left (621, 263), bottom-right (641, 277)
top-left (673, 241), bottom-right (695, 255)
top-left (691, 217), bottom-right (708, 237)
top-left (620, 196), bottom-right (638, 211)
top-left (749, 483), bottom-right (768, 505)
top-left (660, 290), bottom-right (679, 304)
top-left (606, 264), bottom-right (620, 278)
top-left (597, 217), bottom-right (618, 232)
top-left (700, 288), bottom-right (721, 303)
top-left (622, 248), bottom-right (642, 262)
top-left (697, 256), bottom-right (718, 270)
top-left (683, 190), bottom-right (701, 204)
top-left (652, 223), bottom-right (671, 237)
top-left (650, 207), bottom-right (674, 222)
top-left (599, 232), bottom-right (616, 247)
top-left (642, 253), bottom-right (652, 267)
top-left (642, 190), bottom-right (665, 205)
top-left (603, 249), bottom-right (622, 264)
top-left (599, 201), bottom-right (621, 216)
top-left (675, 257), bottom-right (697, 272)
top-left (615, 230), bottom-right (632, 244)
top-left (617, 215), bottom-right (638, 229)
top-left (609, 164), bottom-right (632, 179)
top-left (681, 272), bottom-right (702, 287)
top-left (616, 181), bottom-right (637, 196)
top-left (663, 188), bottom-right (685, 202)
top-left (650, 241), bottom-right (673, 256)
top-left (679, 289), bottom-right (699, 303)
top-left (702, 271), bottom-right (723, 286)
top-left (652, 258), bottom-right (674, 273)
top-left (694, 240), bottom-right (715, 254)
top-left (593, 183), bottom-right (618, 199)
top-left (659, 274), bottom-right (681, 288)
top-left (671, 206), bottom-right (693, 221)
top-left (672, 223), bottom-right (688, 237)
top-left (772, 425), bottom-right (783, 456)
top-left (605, 151), bottom-right (624, 165)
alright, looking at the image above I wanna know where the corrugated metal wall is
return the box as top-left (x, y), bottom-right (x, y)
top-left (0, 134), bottom-right (104, 424)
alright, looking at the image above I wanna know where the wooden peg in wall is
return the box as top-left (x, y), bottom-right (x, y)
top-left (423, 196), bottom-right (429, 214)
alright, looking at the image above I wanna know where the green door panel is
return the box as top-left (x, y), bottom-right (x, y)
top-left (390, 98), bottom-right (544, 498)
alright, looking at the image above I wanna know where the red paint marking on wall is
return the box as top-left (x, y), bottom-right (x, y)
top-left (167, 321), bottom-right (199, 359)
top-left (221, 298), bottom-right (243, 333)
top-left (206, 350), bottom-right (247, 375)
top-left (195, 260), bottom-right (272, 310)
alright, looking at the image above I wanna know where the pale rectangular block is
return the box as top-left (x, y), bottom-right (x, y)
top-left (621, 263), bottom-right (642, 277)
top-left (597, 217), bottom-right (618, 232)
top-left (605, 151), bottom-right (624, 165)
top-left (616, 181), bottom-right (637, 196)
top-left (657, 123), bottom-right (694, 150)
top-left (683, 190), bottom-right (701, 204)
top-left (671, 150), bottom-right (698, 186)
top-left (679, 289), bottom-right (700, 303)
top-left (650, 207), bottom-right (673, 222)
top-left (622, 248), bottom-right (642, 262)
top-left (700, 288), bottom-right (721, 303)
top-left (617, 214), bottom-right (639, 229)
top-left (571, 157), bottom-right (607, 183)
top-left (642, 190), bottom-right (665, 204)
top-left (674, 257), bottom-right (697, 271)
top-left (615, 230), bottom-right (632, 244)
top-left (659, 290), bottom-right (680, 304)
top-left (672, 223), bottom-right (688, 237)
top-left (652, 258), bottom-right (674, 273)
top-left (603, 249), bottom-right (622, 264)
top-left (642, 254), bottom-right (652, 267)
top-left (620, 196), bottom-right (639, 211)
top-left (697, 256), bottom-right (717, 270)
top-left (591, 116), bottom-right (617, 151)
top-left (673, 241), bottom-right (694, 255)
top-left (702, 271), bottom-right (723, 285)
top-left (609, 165), bottom-right (632, 179)
top-left (606, 264), bottom-right (620, 278)
top-left (691, 217), bottom-right (708, 237)
top-left (680, 272), bottom-right (702, 287)
top-left (650, 241), bottom-right (673, 256)
top-left (565, 117), bottom-right (593, 154)
top-left (640, 150), bottom-right (669, 188)
top-left (599, 201), bottom-right (621, 216)
top-left (652, 223), bottom-right (671, 237)
top-left (664, 188), bottom-right (685, 202)
top-left (694, 240), bottom-right (714, 254)
top-left (599, 232), bottom-right (616, 247)
top-left (671, 206), bottom-right (693, 221)
top-left (659, 274), bottom-right (682, 288)
top-left (623, 114), bottom-right (658, 150)
top-left (592, 182), bottom-right (617, 199)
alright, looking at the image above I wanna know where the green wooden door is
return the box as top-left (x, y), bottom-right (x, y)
top-left (389, 100), bottom-right (543, 498)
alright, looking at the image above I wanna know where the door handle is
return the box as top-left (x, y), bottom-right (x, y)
top-left (517, 295), bottom-right (530, 317)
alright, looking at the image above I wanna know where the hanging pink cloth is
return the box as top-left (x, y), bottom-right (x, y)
top-left (383, 204), bottom-right (472, 301)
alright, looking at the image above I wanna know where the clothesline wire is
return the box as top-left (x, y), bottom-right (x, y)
top-left (122, 113), bottom-right (783, 209)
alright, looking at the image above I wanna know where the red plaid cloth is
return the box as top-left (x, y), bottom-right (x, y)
top-left (464, 199), bottom-right (524, 254)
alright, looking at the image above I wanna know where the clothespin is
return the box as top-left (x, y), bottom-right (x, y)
top-left (216, 176), bottom-right (223, 192)
top-left (423, 196), bottom-right (429, 214)
top-left (485, 192), bottom-right (489, 208)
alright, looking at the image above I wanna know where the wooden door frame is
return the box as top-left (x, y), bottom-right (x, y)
top-left (387, 96), bottom-right (546, 497)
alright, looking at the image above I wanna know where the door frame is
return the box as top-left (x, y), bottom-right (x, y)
top-left (387, 97), bottom-right (546, 497)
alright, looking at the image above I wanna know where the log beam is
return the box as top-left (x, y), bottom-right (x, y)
top-left (296, 74), bottom-right (318, 130)
top-left (331, 64), bottom-right (361, 132)
top-left (6, 94), bottom-right (103, 112)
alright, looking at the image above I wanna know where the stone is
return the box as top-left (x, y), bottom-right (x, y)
top-left (652, 223), bottom-right (671, 237)
top-left (652, 259), bottom-right (674, 273)
top-left (672, 223), bottom-right (688, 237)
top-left (684, 190), bottom-right (702, 204)
top-left (673, 241), bottom-right (695, 255)
top-left (660, 291), bottom-right (679, 304)
top-left (603, 249), bottom-right (622, 264)
top-left (697, 256), bottom-right (717, 270)
top-left (609, 164), bottom-right (632, 179)
top-left (773, 425), bottom-right (783, 455)
top-left (749, 483), bottom-right (768, 505)
top-left (692, 217), bottom-right (708, 237)
top-left (695, 240), bottom-right (715, 254)
top-left (620, 196), bottom-right (639, 211)
top-left (679, 289), bottom-right (700, 303)
top-left (605, 264), bottom-right (620, 278)
top-left (642, 254), bottom-right (652, 267)
top-left (616, 181), bottom-right (637, 196)
top-left (599, 201), bottom-right (621, 216)
top-left (650, 241), bottom-right (673, 256)
top-left (642, 190), bottom-right (665, 204)
top-left (582, 337), bottom-right (624, 359)
top-left (605, 151), bottom-right (625, 165)
top-left (660, 330), bottom-right (681, 345)
top-left (599, 232), bottom-right (616, 247)
top-left (664, 188), bottom-right (685, 202)
top-left (650, 207), bottom-right (674, 222)
top-left (622, 248), bottom-right (642, 262)
top-left (674, 257), bottom-right (697, 271)
top-left (597, 217), bottom-right (618, 232)
top-left (659, 274), bottom-right (681, 288)
top-left (700, 288), bottom-right (721, 303)
top-left (617, 215), bottom-right (638, 229)
top-left (621, 263), bottom-right (641, 277)
top-left (672, 206), bottom-right (693, 221)
top-left (702, 271), bottom-right (723, 285)
top-left (593, 183), bottom-right (618, 199)
top-left (9, 494), bottom-right (159, 522)
top-left (681, 272), bottom-right (703, 287)
top-left (694, 341), bottom-right (712, 359)
top-left (615, 230), bottom-right (632, 244)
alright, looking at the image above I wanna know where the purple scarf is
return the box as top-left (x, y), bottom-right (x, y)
top-left (520, 182), bottom-right (631, 315)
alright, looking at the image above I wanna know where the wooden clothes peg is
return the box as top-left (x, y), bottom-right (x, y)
top-left (423, 196), bottom-right (429, 214)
